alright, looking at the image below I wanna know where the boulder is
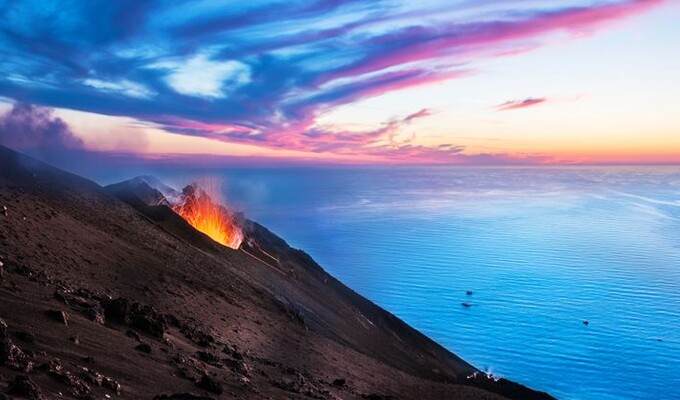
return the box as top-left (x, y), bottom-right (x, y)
top-left (195, 374), bottom-right (223, 395)
top-left (5, 375), bottom-right (42, 399)
top-left (86, 304), bottom-right (106, 325)
top-left (78, 366), bottom-right (121, 394)
top-left (332, 378), bottom-right (346, 387)
top-left (135, 343), bottom-right (152, 354)
top-left (45, 310), bottom-right (69, 325)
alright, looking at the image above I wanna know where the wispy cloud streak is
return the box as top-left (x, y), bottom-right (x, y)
top-left (497, 98), bottom-right (548, 111)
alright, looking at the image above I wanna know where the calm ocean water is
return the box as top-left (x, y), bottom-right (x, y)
top-left (196, 166), bottom-right (679, 400)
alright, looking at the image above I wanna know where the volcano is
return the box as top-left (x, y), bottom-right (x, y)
top-left (0, 145), bottom-right (553, 400)
top-left (170, 182), bottom-right (244, 250)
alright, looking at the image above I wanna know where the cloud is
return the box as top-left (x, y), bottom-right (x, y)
top-left (160, 54), bottom-right (251, 98)
top-left (0, 102), bottom-right (83, 151)
top-left (0, 0), bottom-right (666, 163)
top-left (496, 97), bottom-right (548, 111)
top-left (83, 79), bottom-right (155, 99)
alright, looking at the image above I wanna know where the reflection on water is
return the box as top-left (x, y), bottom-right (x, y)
top-left (211, 166), bottom-right (680, 400)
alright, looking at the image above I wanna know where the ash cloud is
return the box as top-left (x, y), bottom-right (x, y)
top-left (0, 102), bottom-right (84, 152)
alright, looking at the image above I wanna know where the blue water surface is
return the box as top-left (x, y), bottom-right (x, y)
top-left (168, 166), bottom-right (680, 400)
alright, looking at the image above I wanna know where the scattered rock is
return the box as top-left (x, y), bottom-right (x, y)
top-left (40, 358), bottom-right (91, 397)
top-left (175, 367), bottom-right (198, 382)
top-left (125, 329), bottom-right (141, 341)
top-left (332, 378), bottom-right (346, 387)
top-left (222, 344), bottom-right (243, 360)
top-left (180, 325), bottom-right (214, 347)
top-left (196, 374), bottom-right (223, 395)
top-left (5, 375), bottom-right (42, 399)
top-left (222, 358), bottom-right (251, 376)
top-left (45, 310), bottom-right (69, 325)
top-left (1, 206), bottom-right (7, 217)
top-left (101, 297), bottom-right (168, 338)
top-left (0, 319), bottom-right (33, 372)
top-left (68, 336), bottom-right (80, 345)
top-left (196, 351), bottom-right (221, 367)
top-left (86, 304), bottom-right (106, 325)
top-left (153, 394), bottom-right (216, 400)
top-left (78, 366), bottom-right (122, 394)
top-left (271, 371), bottom-right (306, 394)
top-left (135, 343), bottom-right (152, 354)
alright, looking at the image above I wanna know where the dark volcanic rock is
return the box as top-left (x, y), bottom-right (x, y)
top-left (222, 344), bottom-right (244, 360)
top-left (196, 351), bottom-right (220, 367)
top-left (129, 303), bottom-right (166, 338)
top-left (85, 304), bottom-right (106, 325)
top-left (222, 358), bottom-right (251, 377)
top-left (271, 371), bottom-right (307, 394)
top-left (332, 378), bottom-right (346, 387)
top-left (11, 331), bottom-right (34, 344)
top-left (5, 375), bottom-right (42, 399)
top-left (179, 325), bottom-right (214, 347)
top-left (45, 310), bottom-right (69, 325)
top-left (195, 374), bottom-right (223, 395)
top-left (78, 366), bottom-right (122, 394)
top-left (126, 329), bottom-right (141, 341)
top-left (40, 359), bottom-right (91, 397)
top-left (0, 319), bottom-right (33, 372)
top-left (153, 393), bottom-right (216, 400)
top-left (101, 298), bottom-right (167, 338)
top-left (136, 343), bottom-right (152, 354)
top-left (101, 297), bottom-right (130, 324)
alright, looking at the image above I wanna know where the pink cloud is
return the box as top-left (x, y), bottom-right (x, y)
top-left (497, 97), bottom-right (548, 111)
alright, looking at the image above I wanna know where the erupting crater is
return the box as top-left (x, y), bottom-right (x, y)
top-left (171, 180), bottom-right (243, 249)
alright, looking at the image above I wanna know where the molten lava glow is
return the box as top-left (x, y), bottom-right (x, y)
top-left (172, 180), bottom-right (243, 249)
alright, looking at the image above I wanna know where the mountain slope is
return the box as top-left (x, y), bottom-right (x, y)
top-left (0, 145), bottom-right (552, 400)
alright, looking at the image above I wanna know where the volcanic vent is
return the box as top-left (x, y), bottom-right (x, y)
top-left (172, 181), bottom-right (244, 249)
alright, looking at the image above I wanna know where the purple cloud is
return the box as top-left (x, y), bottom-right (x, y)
top-left (0, 103), bottom-right (83, 151)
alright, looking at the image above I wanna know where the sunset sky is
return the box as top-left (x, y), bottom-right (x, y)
top-left (0, 0), bottom-right (678, 165)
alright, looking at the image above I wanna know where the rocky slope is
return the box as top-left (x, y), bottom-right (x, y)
top-left (0, 145), bottom-right (553, 400)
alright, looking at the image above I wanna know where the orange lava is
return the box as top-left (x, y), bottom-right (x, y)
top-left (172, 180), bottom-right (243, 249)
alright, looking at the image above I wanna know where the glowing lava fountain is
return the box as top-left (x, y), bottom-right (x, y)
top-left (172, 180), bottom-right (243, 249)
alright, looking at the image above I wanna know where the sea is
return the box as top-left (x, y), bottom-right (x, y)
top-left (183, 166), bottom-right (679, 400)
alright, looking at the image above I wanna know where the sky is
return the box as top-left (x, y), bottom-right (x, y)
top-left (0, 0), bottom-right (679, 167)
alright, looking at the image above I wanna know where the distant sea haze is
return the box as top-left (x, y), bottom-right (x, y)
top-left (171, 166), bottom-right (680, 400)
